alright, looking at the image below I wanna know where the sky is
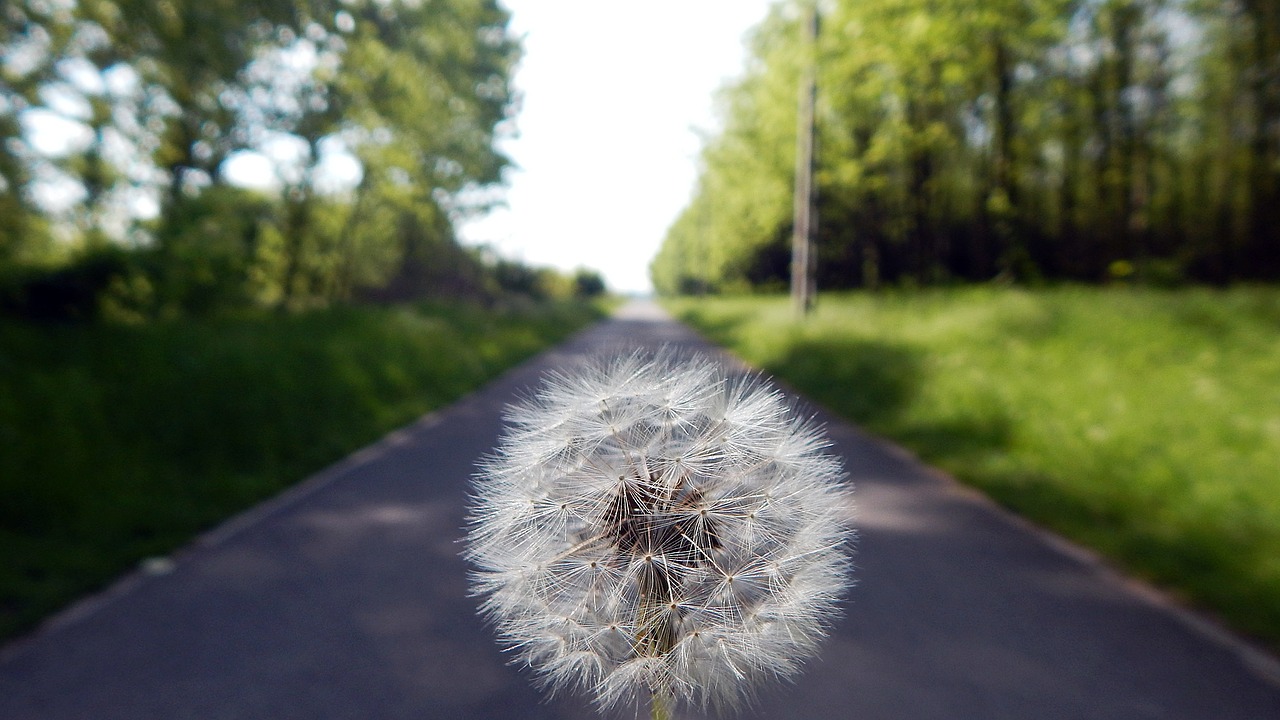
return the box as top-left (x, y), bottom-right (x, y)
top-left (459, 1), bottom-right (777, 295)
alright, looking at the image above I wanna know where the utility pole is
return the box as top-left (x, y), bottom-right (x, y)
top-left (791, 2), bottom-right (818, 316)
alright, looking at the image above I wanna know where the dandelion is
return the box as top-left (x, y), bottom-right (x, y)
top-left (465, 351), bottom-right (853, 717)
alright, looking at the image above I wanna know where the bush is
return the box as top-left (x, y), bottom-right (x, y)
top-left (0, 246), bottom-right (143, 322)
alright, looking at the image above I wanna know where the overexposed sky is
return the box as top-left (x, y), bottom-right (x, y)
top-left (460, 1), bottom-right (776, 295)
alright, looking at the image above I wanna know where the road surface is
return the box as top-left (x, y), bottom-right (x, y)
top-left (2, 300), bottom-right (1278, 719)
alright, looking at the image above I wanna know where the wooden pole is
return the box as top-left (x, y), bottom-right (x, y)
top-left (791, 2), bottom-right (818, 316)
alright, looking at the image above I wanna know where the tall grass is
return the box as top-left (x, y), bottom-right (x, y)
top-left (668, 287), bottom-right (1280, 650)
top-left (0, 299), bottom-right (605, 641)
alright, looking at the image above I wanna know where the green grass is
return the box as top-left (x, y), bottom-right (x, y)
top-left (0, 298), bottom-right (605, 641)
top-left (667, 286), bottom-right (1280, 651)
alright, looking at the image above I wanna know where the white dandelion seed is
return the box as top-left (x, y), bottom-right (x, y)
top-left (465, 351), bottom-right (853, 716)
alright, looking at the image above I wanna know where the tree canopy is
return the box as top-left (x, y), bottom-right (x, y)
top-left (0, 0), bottom-right (569, 319)
top-left (652, 0), bottom-right (1280, 294)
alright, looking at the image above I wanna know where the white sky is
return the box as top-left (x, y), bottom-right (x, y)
top-left (459, 1), bottom-right (776, 295)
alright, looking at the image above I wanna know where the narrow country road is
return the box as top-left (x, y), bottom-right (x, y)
top-left (2, 300), bottom-right (1278, 719)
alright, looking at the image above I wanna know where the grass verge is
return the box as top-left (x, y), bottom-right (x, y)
top-left (666, 286), bottom-right (1280, 651)
top-left (0, 298), bottom-right (606, 641)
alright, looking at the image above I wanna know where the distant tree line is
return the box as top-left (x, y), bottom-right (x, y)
top-left (0, 0), bottom-right (599, 321)
top-left (652, 0), bottom-right (1280, 294)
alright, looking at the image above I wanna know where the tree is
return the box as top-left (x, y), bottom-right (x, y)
top-left (0, 1), bottom-right (59, 265)
top-left (1, 0), bottom-right (525, 317)
top-left (654, 0), bottom-right (1277, 293)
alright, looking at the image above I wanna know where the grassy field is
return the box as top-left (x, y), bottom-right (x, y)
top-left (667, 287), bottom-right (1280, 651)
top-left (0, 299), bottom-right (605, 641)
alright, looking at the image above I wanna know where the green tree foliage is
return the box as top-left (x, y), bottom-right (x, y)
top-left (0, 1), bottom-right (57, 265)
top-left (0, 0), bottom-right (533, 318)
top-left (653, 4), bottom-right (801, 295)
top-left (573, 268), bottom-right (606, 298)
top-left (653, 0), bottom-right (1280, 294)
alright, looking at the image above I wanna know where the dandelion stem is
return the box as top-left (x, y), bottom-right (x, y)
top-left (651, 689), bottom-right (672, 720)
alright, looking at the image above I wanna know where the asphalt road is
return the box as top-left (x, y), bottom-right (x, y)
top-left (3, 300), bottom-right (1279, 719)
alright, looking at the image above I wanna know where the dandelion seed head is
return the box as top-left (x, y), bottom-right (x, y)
top-left (465, 351), bottom-right (853, 712)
